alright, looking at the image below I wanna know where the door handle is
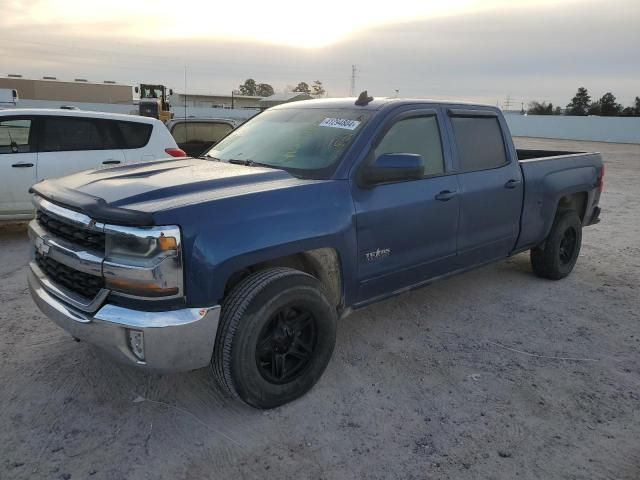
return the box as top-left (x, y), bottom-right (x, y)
top-left (11, 163), bottom-right (34, 168)
top-left (435, 190), bottom-right (457, 201)
top-left (102, 160), bottom-right (121, 165)
top-left (504, 179), bottom-right (521, 189)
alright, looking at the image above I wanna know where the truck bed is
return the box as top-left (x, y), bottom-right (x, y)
top-left (515, 150), bottom-right (602, 251)
top-left (516, 149), bottom-right (584, 161)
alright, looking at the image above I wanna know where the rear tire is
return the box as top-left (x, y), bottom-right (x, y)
top-left (530, 209), bottom-right (582, 280)
top-left (211, 267), bottom-right (337, 409)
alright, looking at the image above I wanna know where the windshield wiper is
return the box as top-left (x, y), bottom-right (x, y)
top-left (227, 159), bottom-right (280, 169)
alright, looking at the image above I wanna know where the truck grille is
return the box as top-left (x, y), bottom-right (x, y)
top-left (35, 252), bottom-right (105, 299)
top-left (36, 210), bottom-right (105, 252)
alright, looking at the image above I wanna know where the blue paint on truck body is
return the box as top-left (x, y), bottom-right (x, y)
top-left (31, 98), bottom-right (603, 312)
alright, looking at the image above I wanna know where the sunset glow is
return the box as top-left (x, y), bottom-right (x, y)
top-left (5, 0), bottom-right (575, 48)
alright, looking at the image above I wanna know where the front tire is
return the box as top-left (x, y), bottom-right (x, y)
top-left (211, 267), bottom-right (337, 409)
top-left (530, 209), bottom-right (582, 280)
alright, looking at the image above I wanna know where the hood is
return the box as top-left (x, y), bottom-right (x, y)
top-left (31, 158), bottom-right (317, 226)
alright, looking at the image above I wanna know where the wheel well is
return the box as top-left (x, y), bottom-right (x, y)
top-left (224, 248), bottom-right (344, 309)
top-left (558, 192), bottom-right (588, 223)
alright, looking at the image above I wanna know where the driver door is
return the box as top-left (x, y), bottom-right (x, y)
top-left (351, 109), bottom-right (459, 304)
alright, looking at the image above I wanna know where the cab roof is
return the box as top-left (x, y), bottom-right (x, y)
top-left (272, 96), bottom-right (498, 112)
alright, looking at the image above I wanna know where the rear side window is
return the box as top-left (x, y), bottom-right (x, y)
top-left (116, 121), bottom-right (152, 149)
top-left (451, 116), bottom-right (507, 171)
top-left (374, 115), bottom-right (444, 176)
top-left (0, 118), bottom-right (32, 154)
top-left (41, 117), bottom-right (104, 152)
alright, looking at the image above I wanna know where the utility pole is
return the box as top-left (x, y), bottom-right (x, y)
top-left (184, 65), bottom-right (187, 119)
top-left (350, 65), bottom-right (357, 96)
top-left (502, 95), bottom-right (514, 111)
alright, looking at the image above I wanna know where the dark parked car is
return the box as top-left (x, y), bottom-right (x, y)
top-left (167, 117), bottom-right (239, 157)
top-left (28, 96), bottom-right (603, 408)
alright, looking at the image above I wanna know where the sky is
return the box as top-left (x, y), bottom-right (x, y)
top-left (1, 0), bottom-right (639, 107)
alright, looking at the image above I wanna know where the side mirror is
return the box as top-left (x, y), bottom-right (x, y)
top-left (134, 86), bottom-right (139, 94)
top-left (169, 89), bottom-right (173, 95)
top-left (359, 153), bottom-right (424, 187)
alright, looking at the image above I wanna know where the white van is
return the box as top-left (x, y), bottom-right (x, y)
top-left (0, 89), bottom-right (18, 107)
top-left (0, 109), bottom-right (185, 221)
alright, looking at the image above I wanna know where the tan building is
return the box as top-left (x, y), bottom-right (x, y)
top-left (0, 76), bottom-right (133, 104)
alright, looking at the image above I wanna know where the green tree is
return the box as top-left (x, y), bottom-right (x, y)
top-left (256, 83), bottom-right (274, 97)
top-left (527, 101), bottom-right (554, 115)
top-left (311, 80), bottom-right (326, 97)
top-left (293, 82), bottom-right (311, 95)
top-left (598, 92), bottom-right (622, 116)
top-left (239, 78), bottom-right (258, 96)
top-left (587, 101), bottom-right (601, 116)
top-left (554, 106), bottom-right (562, 115)
top-left (621, 97), bottom-right (640, 116)
top-left (565, 87), bottom-right (591, 116)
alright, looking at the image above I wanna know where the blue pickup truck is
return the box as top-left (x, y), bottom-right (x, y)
top-left (27, 95), bottom-right (603, 408)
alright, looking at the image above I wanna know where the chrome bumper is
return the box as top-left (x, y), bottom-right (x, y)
top-left (28, 264), bottom-right (220, 373)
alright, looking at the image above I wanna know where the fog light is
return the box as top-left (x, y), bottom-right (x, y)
top-left (127, 329), bottom-right (145, 361)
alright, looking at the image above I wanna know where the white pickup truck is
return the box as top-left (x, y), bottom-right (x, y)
top-left (0, 109), bottom-right (184, 221)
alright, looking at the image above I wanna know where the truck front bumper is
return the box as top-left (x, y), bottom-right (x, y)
top-left (28, 265), bottom-right (220, 373)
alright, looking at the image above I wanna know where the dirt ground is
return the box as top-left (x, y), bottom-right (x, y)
top-left (1, 138), bottom-right (638, 480)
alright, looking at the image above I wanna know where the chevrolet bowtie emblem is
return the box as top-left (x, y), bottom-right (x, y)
top-left (34, 237), bottom-right (51, 257)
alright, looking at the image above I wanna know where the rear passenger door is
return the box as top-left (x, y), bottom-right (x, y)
top-left (0, 116), bottom-right (37, 216)
top-left (36, 116), bottom-right (125, 181)
top-left (448, 110), bottom-right (523, 266)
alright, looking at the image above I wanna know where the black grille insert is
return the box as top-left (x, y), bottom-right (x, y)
top-left (37, 210), bottom-right (105, 251)
top-left (35, 253), bottom-right (105, 299)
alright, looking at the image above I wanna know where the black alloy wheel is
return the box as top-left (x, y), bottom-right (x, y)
top-left (256, 306), bottom-right (318, 384)
top-left (558, 227), bottom-right (578, 264)
top-left (211, 267), bottom-right (337, 409)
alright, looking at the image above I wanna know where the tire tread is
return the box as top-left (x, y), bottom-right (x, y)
top-left (530, 209), bottom-right (582, 280)
top-left (211, 267), bottom-right (316, 399)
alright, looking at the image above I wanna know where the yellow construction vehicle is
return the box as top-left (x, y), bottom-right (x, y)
top-left (136, 84), bottom-right (173, 123)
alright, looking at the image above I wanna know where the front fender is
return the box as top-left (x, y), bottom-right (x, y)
top-left (163, 180), bottom-right (357, 307)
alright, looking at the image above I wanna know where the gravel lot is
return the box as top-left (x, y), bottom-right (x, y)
top-left (1, 138), bottom-right (638, 480)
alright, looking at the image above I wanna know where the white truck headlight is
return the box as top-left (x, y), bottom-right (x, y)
top-left (103, 225), bottom-right (183, 299)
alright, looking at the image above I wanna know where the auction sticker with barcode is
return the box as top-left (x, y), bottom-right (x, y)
top-left (319, 118), bottom-right (361, 130)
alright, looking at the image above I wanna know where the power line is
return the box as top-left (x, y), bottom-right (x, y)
top-left (502, 94), bottom-right (514, 111)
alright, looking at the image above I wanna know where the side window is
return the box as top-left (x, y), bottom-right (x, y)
top-left (374, 116), bottom-right (445, 176)
top-left (100, 120), bottom-right (121, 150)
top-left (0, 118), bottom-right (32, 154)
top-left (451, 116), bottom-right (507, 171)
top-left (41, 117), bottom-right (103, 152)
top-left (116, 121), bottom-right (152, 149)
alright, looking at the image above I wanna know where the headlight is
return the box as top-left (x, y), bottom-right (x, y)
top-left (103, 225), bottom-right (183, 299)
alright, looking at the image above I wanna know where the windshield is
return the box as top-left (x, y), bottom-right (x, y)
top-left (204, 108), bottom-right (371, 178)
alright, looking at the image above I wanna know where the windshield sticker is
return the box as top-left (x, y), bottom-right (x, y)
top-left (319, 118), bottom-right (361, 130)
